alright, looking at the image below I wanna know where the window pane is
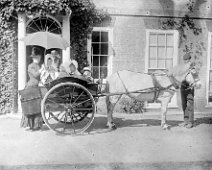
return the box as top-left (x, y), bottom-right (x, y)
top-left (100, 67), bottom-right (108, 78)
top-left (158, 34), bottom-right (165, 46)
top-left (210, 82), bottom-right (212, 91)
top-left (210, 71), bottom-right (212, 81)
top-left (210, 59), bottom-right (212, 69)
top-left (209, 92), bottom-right (212, 103)
top-left (166, 59), bottom-right (173, 70)
top-left (167, 47), bottom-right (173, 59)
top-left (158, 47), bottom-right (165, 59)
top-left (211, 36), bottom-right (212, 47)
top-left (149, 59), bottom-right (157, 68)
top-left (101, 43), bottom-right (108, 55)
top-left (100, 56), bottom-right (108, 66)
top-left (101, 32), bottom-right (108, 42)
top-left (158, 59), bottom-right (165, 68)
top-left (149, 34), bottom-right (157, 46)
top-left (149, 47), bottom-right (157, 59)
top-left (92, 43), bottom-right (100, 55)
top-left (93, 56), bottom-right (99, 66)
top-left (92, 32), bottom-right (100, 42)
top-left (92, 67), bottom-right (99, 79)
top-left (166, 34), bottom-right (173, 46)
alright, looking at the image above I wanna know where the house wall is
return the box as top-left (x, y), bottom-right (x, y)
top-left (93, 0), bottom-right (212, 113)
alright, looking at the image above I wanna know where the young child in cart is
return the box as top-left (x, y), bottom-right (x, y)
top-left (82, 67), bottom-right (93, 82)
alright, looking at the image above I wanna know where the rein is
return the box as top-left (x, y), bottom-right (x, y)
top-left (116, 71), bottom-right (174, 102)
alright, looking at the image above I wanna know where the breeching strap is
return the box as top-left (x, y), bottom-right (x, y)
top-left (116, 71), bottom-right (162, 102)
top-left (150, 74), bottom-right (162, 102)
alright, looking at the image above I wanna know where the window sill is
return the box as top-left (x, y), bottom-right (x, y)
top-left (205, 104), bottom-right (212, 108)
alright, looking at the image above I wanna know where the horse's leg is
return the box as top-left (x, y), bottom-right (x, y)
top-left (160, 97), bottom-right (171, 130)
top-left (106, 95), bottom-right (122, 130)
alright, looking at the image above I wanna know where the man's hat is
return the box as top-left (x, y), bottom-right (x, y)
top-left (51, 50), bottom-right (61, 58)
top-left (30, 47), bottom-right (41, 58)
top-left (183, 53), bottom-right (191, 60)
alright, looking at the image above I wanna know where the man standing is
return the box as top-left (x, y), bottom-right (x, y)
top-left (179, 53), bottom-right (195, 128)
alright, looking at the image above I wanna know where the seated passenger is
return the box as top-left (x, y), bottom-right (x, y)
top-left (51, 50), bottom-right (61, 71)
top-left (40, 54), bottom-right (58, 85)
top-left (82, 67), bottom-right (93, 82)
top-left (59, 59), bottom-right (81, 77)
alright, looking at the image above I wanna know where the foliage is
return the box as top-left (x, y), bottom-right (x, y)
top-left (159, 0), bottom-right (205, 71)
top-left (161, 14), bottom-right (202, 43)
top-left (0, 0), bottom-right (110, 114)
top-left (119, 97), bottom-right (145, 114)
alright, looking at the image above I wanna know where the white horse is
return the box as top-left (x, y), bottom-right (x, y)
top-left (105, 65), bottom-right (201, 130)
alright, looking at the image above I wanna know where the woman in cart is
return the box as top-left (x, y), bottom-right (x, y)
top-left (20, 47), bottom-right (43, 131)
top-left (59, 59), bottom-right (81, 77)
top-left (40, 54), bottom-right (59, 85)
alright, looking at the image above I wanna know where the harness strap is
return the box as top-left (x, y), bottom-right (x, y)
top-left (117, 71), bottom-right (174, 102)
top-left (168, 75), bottom-right (180, 89)
top-left (151, 74), bottom-right (162, 102)
top-left (117, 71), bottom-right (145, 101)
top-left (117, 71), bottom-right (130, 96)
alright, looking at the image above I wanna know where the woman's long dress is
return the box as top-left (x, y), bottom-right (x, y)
top-left (20, 62), bottom-right (43, 129)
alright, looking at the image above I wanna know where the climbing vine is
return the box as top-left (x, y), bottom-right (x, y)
top-left (0, 0), bottom-right (110, 114)
top-left (160, 0), bottom-right (205, 71)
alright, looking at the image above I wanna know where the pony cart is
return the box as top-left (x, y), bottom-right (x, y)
top-left (40, 75), bottom-right (100, 135)
top-left (20, 67), bottom-right (200, 135)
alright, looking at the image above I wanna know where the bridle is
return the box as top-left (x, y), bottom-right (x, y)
top-left (184, 68), bottom-right (200, 88)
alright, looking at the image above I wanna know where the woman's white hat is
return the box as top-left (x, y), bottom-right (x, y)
top-left (83, 67), bottom-right (91, 72)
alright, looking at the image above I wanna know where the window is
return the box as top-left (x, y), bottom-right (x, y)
top-left (145, 30), bottom-right (179, 108)
top-left (26, 16), bottom-right (62, 34)
top-left (207, 32), bottom-right (212, 105)
top-left (147, 32), bottom-right (175, 73)
top-left (90, 29), bottom-right (112, 80)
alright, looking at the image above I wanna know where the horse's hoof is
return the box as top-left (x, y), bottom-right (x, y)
top-left (161, 124), bottom-right (170, 130)
top-left (110, 124), bottom-right (117, 130)
top-left (107, 123), bottom-right (117, 130)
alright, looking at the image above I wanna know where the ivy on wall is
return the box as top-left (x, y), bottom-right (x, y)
top-left (0, 0), bottom-right (110, 114)
top-left (159, 0), bottom-right (205, 71)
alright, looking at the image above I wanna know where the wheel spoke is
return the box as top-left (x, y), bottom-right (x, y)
top-left (53, 87), bottom-right (66, 95)
top-left (72, 91), bottom-right (85, 105)
top-left (70, 86), bottom-right (75, 103)
top-left (48, 111), bottom-right (64, 120)
top-left (63, 114), bottom-right (68, 132)
top-left (54, 113), bottom-right (66, 130)
top-left (73, 108), bottom-right (94, 111)
top-left (46, 98), bottom-right (60, 105)
top-left (75, 99), bottom-right (92, 107)
top-left (70, 114), bottom-right (76, 134)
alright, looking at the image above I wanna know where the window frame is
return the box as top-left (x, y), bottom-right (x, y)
top-left (87, 27), bottom-right (113, 83)
top-left (145, 29), bottom-right (179, 108)
top-left (206, 32), bottom-right (212, 106)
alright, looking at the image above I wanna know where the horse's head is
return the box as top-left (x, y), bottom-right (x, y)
top-left (184, 68), bottom-right (201, 89)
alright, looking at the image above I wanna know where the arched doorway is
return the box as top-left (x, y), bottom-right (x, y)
top-left (25, 15), bottom-right (62, 80)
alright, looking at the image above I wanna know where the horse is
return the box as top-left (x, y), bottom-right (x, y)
top-left (105, 65), bottom-right (201, 130)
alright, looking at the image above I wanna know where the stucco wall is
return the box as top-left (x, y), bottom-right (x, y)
top-left (94, 0), bottom-right (212, 113)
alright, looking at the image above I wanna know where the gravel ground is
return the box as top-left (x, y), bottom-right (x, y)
top-left (0, 112), bottom-right (212, 170)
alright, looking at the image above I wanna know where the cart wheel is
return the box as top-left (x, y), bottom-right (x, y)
top-left (41, 82), bottom-right (96, 135)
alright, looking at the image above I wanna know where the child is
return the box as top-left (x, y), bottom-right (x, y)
top-left (82, 67), bottom-right (93, 82)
